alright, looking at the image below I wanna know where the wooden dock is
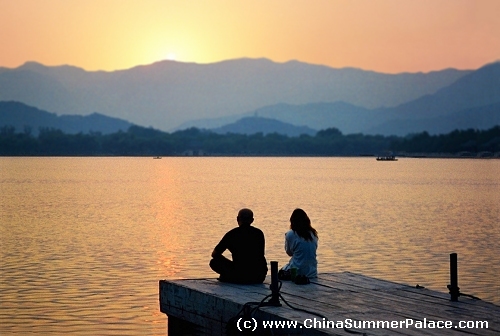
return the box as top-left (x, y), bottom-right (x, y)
top-left (159, 272), bottom-right (499, 335)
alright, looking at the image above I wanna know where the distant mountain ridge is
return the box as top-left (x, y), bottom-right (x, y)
top-left (365, 102), bottom-right (500, 136)
top-left (375, 61), bottom-right (500, 119)
top-left (211, 116), bottom-right (317, 137)
top-left (182, 62), bottom-right (500, 135)
top-left (2, 99), bottom-right (498, 139)
top-left (177, 101), bottom-right (374, 133)
top-left (0, 58), bottom-right (470, 131)
top-left (0, 101), bottom-right (133, 135)
top-left (0, 101), bottom-right (317, 137)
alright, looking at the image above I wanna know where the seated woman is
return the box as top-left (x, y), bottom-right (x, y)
top-left (280, 208), bottom-right (318, 279)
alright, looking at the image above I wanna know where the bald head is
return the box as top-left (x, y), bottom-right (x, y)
top-left (237, 208), bottom-right (254, 226)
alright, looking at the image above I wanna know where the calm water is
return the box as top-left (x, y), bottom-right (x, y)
top-left (1, 157), bottom-right (499, 335)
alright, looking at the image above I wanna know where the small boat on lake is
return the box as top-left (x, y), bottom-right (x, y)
top-left (376, 155), bottom-right (398, 161)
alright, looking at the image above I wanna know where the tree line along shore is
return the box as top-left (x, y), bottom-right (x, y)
top-left (1, 125), bottom-right (499, 157)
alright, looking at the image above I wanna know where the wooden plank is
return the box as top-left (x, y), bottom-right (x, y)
top-left (243, 274), bottom-right (499, 334)
top-left (265, 293), bottom-right (436, 336)
top-left (267, 284), bottom-right (482, 336)
top-left (160, 279), bottom-right (332, 335)
top-left (311, 273), bottom-right (500, 327)
top-left (162, 276), bottom-right (490, 336)
top-left (159, 272), bottom-right (500, 336)
top-left (339, 274), bottom-right (499, 319)
top-left (273, 290), bottom-right (499, 336)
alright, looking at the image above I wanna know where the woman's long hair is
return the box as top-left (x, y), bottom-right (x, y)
top-left (290, 208), bottom-right (318, 241)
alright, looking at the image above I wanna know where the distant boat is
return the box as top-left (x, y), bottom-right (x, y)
top-left (153, 156), bottom-right (162, 159)
top-left (376, 155), bottom-right (398, 161)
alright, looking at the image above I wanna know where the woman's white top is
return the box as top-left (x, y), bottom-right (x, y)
top-left (283, 229), bottom-right (318, 278)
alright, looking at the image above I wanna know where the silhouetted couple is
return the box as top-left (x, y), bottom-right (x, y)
top-left (209, 208), bottom-right (318, 284)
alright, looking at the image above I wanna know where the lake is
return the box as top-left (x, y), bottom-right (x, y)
top-left (1, 157), bottom-right (499, 335)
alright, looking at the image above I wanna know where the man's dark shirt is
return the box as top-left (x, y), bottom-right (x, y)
top-left (214, 225), bottom-right (268, 276)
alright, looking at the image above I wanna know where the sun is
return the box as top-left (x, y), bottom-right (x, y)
top-left (166, 52), bottom-right (177, 61)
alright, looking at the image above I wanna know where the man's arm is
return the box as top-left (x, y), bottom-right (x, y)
top-left (211, 248), bottom-right (223, 258)
top-left (212, 234), bottom-right (228, 258)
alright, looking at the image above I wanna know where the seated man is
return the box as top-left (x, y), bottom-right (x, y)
top-left (209, 208), bottom-right (268, 284)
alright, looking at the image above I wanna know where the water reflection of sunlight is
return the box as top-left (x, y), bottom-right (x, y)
top-left (147, 160), bottom-right (188, 278)
top-left (149, 159), bottom-right (225, 279)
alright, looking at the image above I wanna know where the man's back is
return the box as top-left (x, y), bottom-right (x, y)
top-left (210, 208), bottom-right (268, 284)
top-left (220, 225), bottom-right (266, 269)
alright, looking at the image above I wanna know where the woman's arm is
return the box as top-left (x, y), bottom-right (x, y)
top-left (285, 231), bottom-right (294, 256)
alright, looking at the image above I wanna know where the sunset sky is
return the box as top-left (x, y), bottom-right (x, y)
top-left (1, 0), bottom-right (499, 73)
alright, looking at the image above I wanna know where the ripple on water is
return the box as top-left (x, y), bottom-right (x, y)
top-left (1, 157), bottom-right (499, 335)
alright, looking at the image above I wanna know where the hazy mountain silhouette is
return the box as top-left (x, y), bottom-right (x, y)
top-left (375, 62), bottom-right (500, 118)
top-left (0, 59), bottom-right (469, 131)
top-left (0, 101), bottom-right (133, 135)
top-left (211, 116), bottom-right (317, 136)
top-left (367, 61), bottom-right (500, 135)
top-left (365, 102), bottom-right (500, 136)
top-left (184, 62), bottom-right (500, 135)
top-left (177, 101), bottom-right (375, 134)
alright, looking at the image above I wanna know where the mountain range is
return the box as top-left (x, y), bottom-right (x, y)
top-left (211, 116), bottom-right (317, 136)
top-left (180, 61), bottom-right (500, 136)
top-left (0, 58), bottom-right (499, 136)
top-left (0, 101), bottom-right (133, 135)
top-left (0, 101), bottom-right (319, 137)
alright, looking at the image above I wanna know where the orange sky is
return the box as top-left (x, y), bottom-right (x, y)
top-left (1, 0), bottom-right (499, 73)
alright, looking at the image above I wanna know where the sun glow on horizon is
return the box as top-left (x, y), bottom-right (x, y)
top-left (1, 0), bottom-right (499, 73)
top-left (166, 53), bottom-right (177, 61)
